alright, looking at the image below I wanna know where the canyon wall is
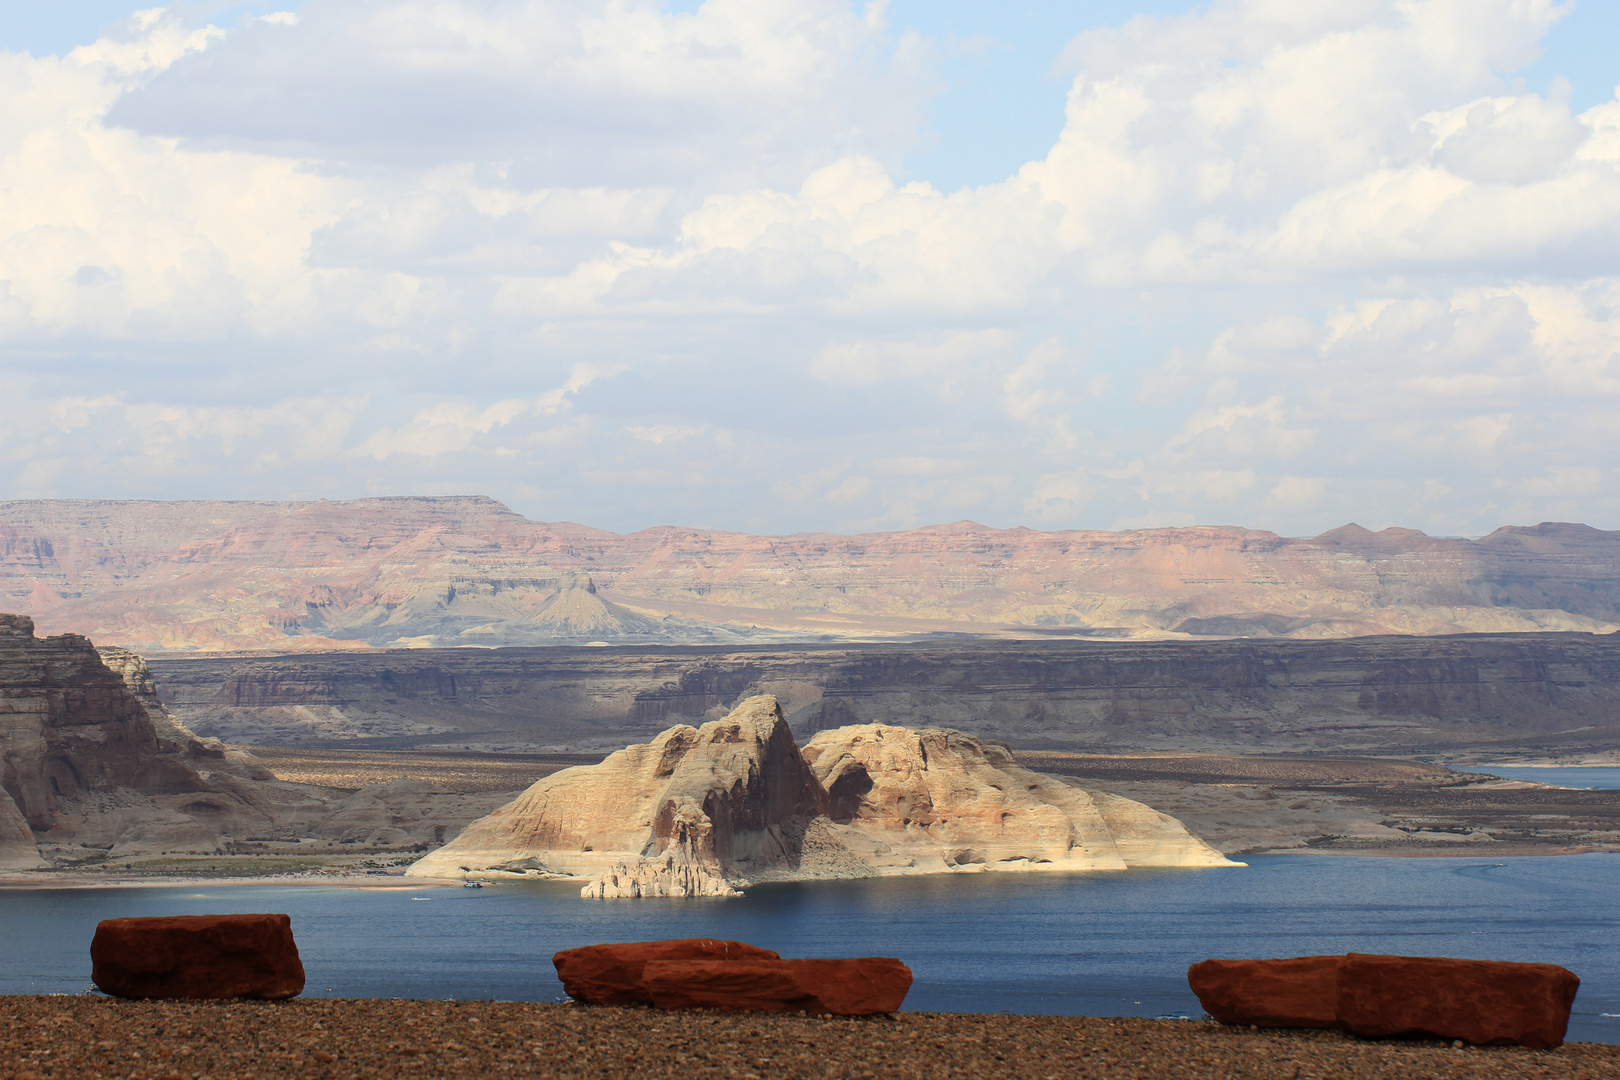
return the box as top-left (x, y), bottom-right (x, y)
top-left (0, 614), bottom-right (515, 866)
top-left (144, 634), bottom-right (1620, 757)
top-left (5, 497), bottom-right (1620, 650)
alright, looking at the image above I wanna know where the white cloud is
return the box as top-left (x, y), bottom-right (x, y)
top-left (358, 399), bottom-right (528, 460)
top-left (103, 0), bottom-right (929, 189)
top-left (2, 0), bottom-right (1620, 538)
top-left (810, 328), bottom-right (1010, 387)
top-left (535, 362), bottom-right (617, 415)
top-left (3, 391), bottom-right (360, 496)
top-left (358, 363), bottom-right (614, 459)
top-left (627, 424), bottom-right (706, 445)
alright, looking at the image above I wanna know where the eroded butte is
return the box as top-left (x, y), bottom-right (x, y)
top-left (405, 695), bottom-right (1237, 894)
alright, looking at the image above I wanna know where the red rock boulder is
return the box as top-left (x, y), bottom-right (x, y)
top-left (642, 957), bottom-right (913, 1015)
top-left (1336, 953), bottom-right (1579, 1049)
top-left (91, 913), bottom-right (304, 1000)
top-left (553, 938), bottom-right (779, 1005)
top-left (1187, 956), bottom-right (1342, 1028)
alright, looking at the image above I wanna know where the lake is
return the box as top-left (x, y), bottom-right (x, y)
top-left (3, 854), bottom-right (1618, 1042)
top-left (1477, 765), bottom-right (1620, 790)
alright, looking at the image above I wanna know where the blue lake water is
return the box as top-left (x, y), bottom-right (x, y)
top-left (3, 854), bottom-right (1619, 1042)
top-left (1476, 766), bottom-right (1620, 790)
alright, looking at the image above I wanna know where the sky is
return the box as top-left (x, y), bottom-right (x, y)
top-left (1, 1), bottom-right (1619, 538)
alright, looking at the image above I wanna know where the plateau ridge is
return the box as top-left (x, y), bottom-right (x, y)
top-left (5, 497), bottom-right (1620, 649)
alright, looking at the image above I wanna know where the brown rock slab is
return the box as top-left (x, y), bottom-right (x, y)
top-left (1335, 953), bottom-right (1579, 1049)
top-left (1187, 955), bottom-right (1342, 1029)
top-left (553, 938), bottom-right (780, 1005)
top-left (642, 957), bottom-right (913, 1015)
top-left (90, 913), bottom-right (305, 1000)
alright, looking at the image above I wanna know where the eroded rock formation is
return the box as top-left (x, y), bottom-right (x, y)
top-left (0, 613), bottom-right (214, 865)
top-left (802, 724), bottom-right (1234, 872)
top-left (406, 695), bottom-right (1236, 892)
top-left (409, 696), bottom-right (827, 895)
top-left (0, 613), bottom-right (516, 867)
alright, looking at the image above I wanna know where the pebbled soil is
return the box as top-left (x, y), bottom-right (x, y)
top-left (2, 996), bottom-right (1616, 1080)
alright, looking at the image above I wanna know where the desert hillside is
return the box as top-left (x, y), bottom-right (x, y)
top-left (3, 496), bottom-right (1619, 650)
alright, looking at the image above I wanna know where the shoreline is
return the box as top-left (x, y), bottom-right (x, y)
top-left (0, 870), bottom-right (450, 891)
top-left (4, 844), bottom-right (1617, 890)
top-left (1259, 843), bottom-right (1620, 858)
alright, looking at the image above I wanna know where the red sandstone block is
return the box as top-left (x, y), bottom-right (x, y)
top-left (1335, 953), bottom-right (1579, 1049)
top-left (642, 957), bottom-right (913, 1016)
top-left (553, 938), bottom-right (780, 1005)
top-left (1187, 956), bottom-right (1342, 1029)
top-left (91, 913), bottom-right (304, 1000)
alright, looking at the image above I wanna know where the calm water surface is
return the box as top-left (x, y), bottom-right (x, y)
top-left (3, 854), bottom-right (1618, 1042)
top-left (1478, 765), bottom-right (1620, 789)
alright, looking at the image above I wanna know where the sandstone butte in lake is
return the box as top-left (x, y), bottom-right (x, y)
top-left (405, 695), bottom-right (1238, 895)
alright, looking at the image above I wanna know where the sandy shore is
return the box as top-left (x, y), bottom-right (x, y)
top-left (2, 996), bottom-right (1615, 1079)
top-left (4, 841), bottom-right (1611, 892)
top-left (0, 871), bottom-right (437, 891)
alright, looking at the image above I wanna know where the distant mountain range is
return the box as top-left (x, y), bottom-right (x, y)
top-left (2, 496), bottom-right (1618, 651)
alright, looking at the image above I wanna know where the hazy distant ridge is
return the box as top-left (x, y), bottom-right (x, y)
top-left (3, 496), bottom-right (1618, 651)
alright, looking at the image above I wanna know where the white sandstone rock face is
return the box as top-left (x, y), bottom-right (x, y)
top-left (800, 724), bottom-right (1235, 873)
top-left (406, 695), bottom-right (826, 891)
top-left (581, 810), bottom-right (744, 899)
top-left (407, 695), bottom-right (1238, 892)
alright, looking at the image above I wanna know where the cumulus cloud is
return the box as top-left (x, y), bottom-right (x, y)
top-left (104, 0), bottom-right (929, 190)
top-left (1126, 278), bottom-right (1620, 530)
top-left (1, 0), bottom-right (1619, 537)
top-left (359, 362), bottom-right (613, 459)
top-left (4, 389), bottom-right (360, 497)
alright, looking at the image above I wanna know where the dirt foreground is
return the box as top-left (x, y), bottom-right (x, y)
top-left (3, 996), bottom-right (1616, 1080)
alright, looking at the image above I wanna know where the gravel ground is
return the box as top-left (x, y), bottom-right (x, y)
top-left (3, 997), bottom-right (1616, 1079)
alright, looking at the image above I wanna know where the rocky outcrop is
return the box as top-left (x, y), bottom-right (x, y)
top-left (552, 938), bottom-right (912, 1014)
top-left (0, 613), bottom-right (515, 867)
top-left (409, 696), bottom-right (826, 893)
top-left (0, 613), bottom-right (210, 850)
top-left (642, 958), bottom-right (913, 1015)
top-left (553, 939), bottom-right (781, 1006)
top-left (0, 780), bottom-right (40, 870)
top-left (801, 724), bottom-right (1233, 872)
top-left (1187, 956), bottom-right (1343, 1029)
top-left (406, 695), bottom-right (1236, 892)
top-left (91, 913), bottom-right (305, 1000)
top-left (1189, 953), bottom-right (1580, 1048)
top-left (1336, 954), bottom-right (1579, 1049)
top-left (7, 497), bottom-right (1620, 650)
top-left (96, 645), bottom-right (215, 754)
